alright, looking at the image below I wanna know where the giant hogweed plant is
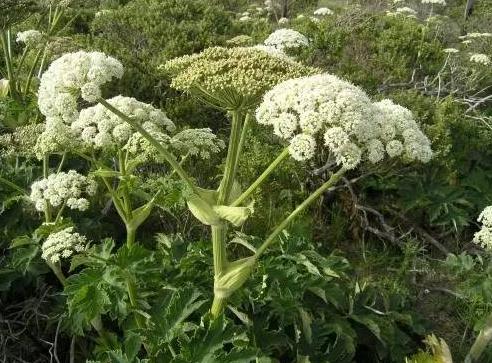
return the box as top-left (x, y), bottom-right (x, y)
top-left (29, 44), bottom-right (431, 318)
top-left (3, 43), bottom-right (432, 355)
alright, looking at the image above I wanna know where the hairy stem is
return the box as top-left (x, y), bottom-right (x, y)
top-left (255, 167), bottom-right (347, 258)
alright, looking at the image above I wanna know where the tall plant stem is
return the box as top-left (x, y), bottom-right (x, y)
top-left (23, 48), bottom-right (44, 94)
top-left (218, 110), bottom-right (243, 204)
top-left (98, 98), bottom-right (199, 195)
top-left (210, 111), bottom-right (245, 317)
top-left (1, 30), bottom-right (17, 100)
top-left (255, 167), bottom-right (346, 258)
top-left (231, 147), bottom-right (289, 207)
top-left (43, 154), bottom-right (52, 222)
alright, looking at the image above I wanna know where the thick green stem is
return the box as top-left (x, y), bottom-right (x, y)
top-left (218, 110), bottom-right (243, 204)
top-left (210, 296), bottom-right (227, 317)
top-left (98, 97), bottom-right (199, 195)
top-left (46, 261), bottom-right (66, 285)
top-left (255, 167), bottom-right (347, 258)
top-left (126, 224), bottom-right (136, 246)
top-left (234, 112), bottom-right (251, 169)
top-left (1, 30), bottom-right (17, 100)
top-left (212, 225), bottom-right (227, 276)
top-left (43, 154), bottom-right (52, 222)
top-left (209, 111), bottom-right (246, 317)
top-left (231, 147), bottom-right (289, 207)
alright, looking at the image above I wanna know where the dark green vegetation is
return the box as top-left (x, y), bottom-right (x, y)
top-left (1, 0), bottom-right (491, 362)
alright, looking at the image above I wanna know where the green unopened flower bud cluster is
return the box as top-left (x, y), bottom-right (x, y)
top-left (163, 46), bottom-right (315, 109)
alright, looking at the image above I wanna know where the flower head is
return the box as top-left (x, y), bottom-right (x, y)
top-left (41, 227), bottom-right (87, 263)
top-left (443, 48), bottom-right (459, 54)
top-left (469, 53), bottom-right (491, 66)
top-left (474, 206), bottom-right (492, 250)
top-left (170, 128), bottom-right (225, 159)
top-left (16, 30), bottom-right (43, 47)
top-left (163, 47), bottom-right (314, 110)
top-left (30, 170), bottom-right (97, 212)
top-left (313, 7), bottom-right (333, 16)
top-left (71, 95), bottom-right (175, 158)
top-left (256, 74), bottom-right (432, 168)
top-left (38, 51), bottom-right (123, 125)
top-left (263, 29), bottom-right (309, 51)
top-left (421, 0), bottom-right (446, 5)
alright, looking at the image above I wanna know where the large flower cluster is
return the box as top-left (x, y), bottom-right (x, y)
top-left (163, 47), bottom-right (314, 110)
top-left (263, 29), bottom-right (309, 51)
top-left (30, 170), bottom-right (97, 212)
top-left (469, 53), bottom-right (491, 66)
top-left (313, 8), bottom-right (333, 16)
top-left (256, 74), bottom-right (432, 168)
top-left (473, 206), bottom-right (492, 250)
top-left (41, 227), bottom-right (87, 263)
top-left (38, 51), bottom-right (123, 124)
top-left (72, 95), bottom-right (175, 156)
top-left (0, 124), bottom-right (44, 159)
top-left (34, 121), bottom-right (81, 158)
top-left (16, 30), bottom-right (43, 47)
top-left (170, 128), bottom-right (226, 159)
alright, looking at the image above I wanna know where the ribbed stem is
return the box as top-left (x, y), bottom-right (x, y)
top-left (255, 167), bottom-right (346, 258)
top-left (212, 225), bottom-right (227, 277)
top-left (210, 296), bottom-right (227, 318)
top-left (217, 111), bottom-right (243, 204)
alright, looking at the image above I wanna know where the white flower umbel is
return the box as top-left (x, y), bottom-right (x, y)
top-left (16, 30), bottom-right (43, 47)
top-left (264, 29), bottom-right (309, 51)
top-left (474, 206), bottom-right (492, 250)
top-left (30, 170), bottom-right (97, 212)
top-left (421, 0), bottom-right (446, 5)
top-left (469, 53), bottom-right (491, 66)
top-left (313, 7), bottom-right (333, 16)
top-left (443, 48), bottom-right (459, 54)
top-left (256, 74), bottom-right (432, 168)
top-left (374, 99), bottom-right (432, 163)
top-left (170, 128), bottom-right (225, 160)
top-left (38, 51), bottom-right (123, 125)
top-left (41, 227), bottom-right (87, 263)
top-left (34, 119), bottom-right (81, 158)
top-left (278, 17), bottom-right (289, 25)
top-left (395, 7), bottom-right (418, 16)
top-left (72, 95), bottom-right (175, 157)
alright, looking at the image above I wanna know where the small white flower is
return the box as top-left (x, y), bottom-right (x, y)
top-left (474, 206), bottom-right (492, 250)
top-left (38, 51), bottom-right (123, 125)
top-left (421, 0), bottom-right (446, 5)
top-left (288, 133), bottom-right (316, 161)
top-left (469, 53), bottom-right (491, 66)
top-left (16, 30), bottom-right (43, 47)
top-left (30, 170), bottom-right (96, 212)
top-left (239, 15), bottom-right (251, 22)
top-left (263, 28), bottom-right (309, 51)
top-left (313, 7), bottom-right (333, 16)
top-left (41, 227), bottom-right (88, 264)
top-left (170, 128), bottom-right (225, 159)
top-left (443, 48), bottom-right (459, 54)
top-left (278, 17), bottom-right (289, 25)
